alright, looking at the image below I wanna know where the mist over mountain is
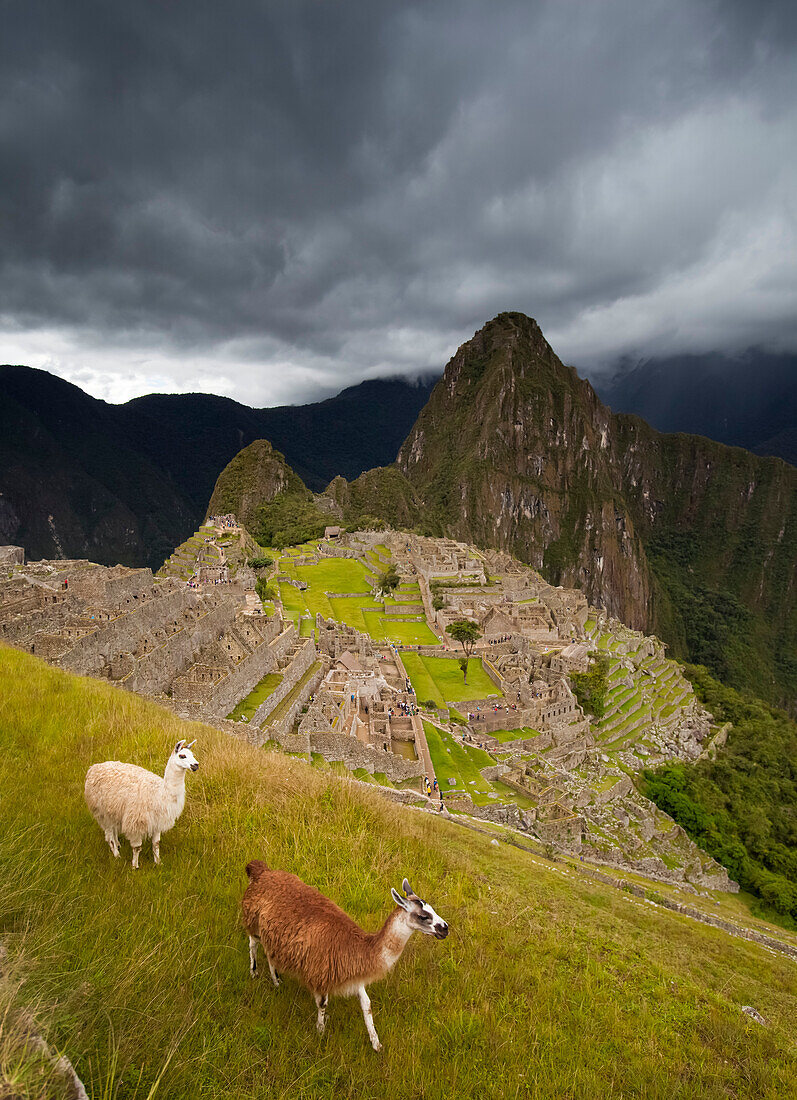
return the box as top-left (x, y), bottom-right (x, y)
top-left (0, 366), bottom-right (437, 567)
top-left (593, 352), bottom-right (797, 467)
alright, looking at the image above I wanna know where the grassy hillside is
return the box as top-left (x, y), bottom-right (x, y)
top-left (1, 645), bottom-right (796, 1099)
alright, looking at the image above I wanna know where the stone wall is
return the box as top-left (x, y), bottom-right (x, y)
top-left (318, 544), bottom-right (359, 560)
top-left (480, 764), bottom-right (511, 781)
top-left (445, 796), bottom-right (523, 829)
top-left (250, 636), bottom-right (317, 726)
top-left (59, 587), bottom-right (235, 686)
top-left (265, 621), bottom-right (299, 665)
top-left (189, 629), bottom-right (287, 721)
top-left (0, 545), bottom-right (25, 565)
top-left (309, 731), bottom-right (424, 780)
top-left (67, 566), bottom-right (154, 609)
top-left (268, 665), bottom-right (325, 746)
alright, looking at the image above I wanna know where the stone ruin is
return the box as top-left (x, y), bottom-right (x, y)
top-left (0, 550), bottom-right (283, 722)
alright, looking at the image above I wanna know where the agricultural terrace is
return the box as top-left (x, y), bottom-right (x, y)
top-left (226, 673), bottom-right (283, 722)
top-left (277, 553), bottom-right (438, 645)
top-left (402, 653), bottom-right (502, 706)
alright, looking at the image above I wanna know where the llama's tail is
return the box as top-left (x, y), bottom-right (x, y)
top-left (245, 859), bottom-right (269, 882)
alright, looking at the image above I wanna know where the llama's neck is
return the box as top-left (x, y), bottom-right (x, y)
top-left (374, 908), bottom-right (414, 973)
top-left (162, 759), bottom-right (187, 801)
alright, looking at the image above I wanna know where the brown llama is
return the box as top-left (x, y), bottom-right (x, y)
top-left (241, 860), bottom-right (449, 1051)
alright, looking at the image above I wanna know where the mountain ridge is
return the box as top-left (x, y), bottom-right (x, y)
top-left (0, 365), bottom-right (437, 567)
top-left (593, 351), bottom-right (797, 467)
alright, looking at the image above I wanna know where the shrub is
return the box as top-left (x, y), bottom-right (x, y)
top-left (255, 577), bottom-right (277, 604)
top-left (570, 654), bottom-right (610, 719)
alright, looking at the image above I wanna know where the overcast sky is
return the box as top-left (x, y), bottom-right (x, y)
top-left (2, 0), bottom-right (796, 406)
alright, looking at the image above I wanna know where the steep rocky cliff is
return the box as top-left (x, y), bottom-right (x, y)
top-left (396, 313), bottom-right (797, 707)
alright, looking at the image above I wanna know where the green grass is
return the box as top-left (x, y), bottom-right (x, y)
top-left (277, 556), bottom-right (438, 645)
top-left (362, 615), bottom-right (439, 645)
top-left (284, 556), bottom-right (374, 593)
top-left (490, 726), bottom-right (540, 743)
top-left (352, 767), bottom-right (378, 784)
top-left (226, 673), bottom-right (283, 722)
top-left (423, 722), bottom-right (495, 794)
top-left (402, 654), bottom-right (502, 706)
top-left (1, 645), bottom-right (797, 1099)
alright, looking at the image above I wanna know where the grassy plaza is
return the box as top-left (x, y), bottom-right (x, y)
top-left (402, 653), bottom-right (503, 706)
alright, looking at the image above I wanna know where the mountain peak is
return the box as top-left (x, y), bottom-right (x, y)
top-left (396, 313), bottom-right (797, 708)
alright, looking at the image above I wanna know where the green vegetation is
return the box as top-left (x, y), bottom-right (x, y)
top-left (252, 490), bottom-right (329, 548)
top-left (644, 665), bottom-right (797, 927)
top-left (325, 466), bottom-right (423, 530)
top-left (491, 726), bottom-right (540, 744)
top-left (226, 673), bottom-right (283, 722)
top-left (445, 619), bottom-right (482, 657)
top-left (247, 555), bottom-right (273, 569)
top-left (646, 529), bottom-right (786, 702)
top-left (277, 556), bottom-right (438, 645)
top-left (422, 722), bottom-right (496, 800)
top-left (401, 654), bottom-right (501, 706)
top-left (570, 654), bottom-right (611, 719)
top-left (2, 646), bottom-right (797, 1097)
top-left (375, 564), bottom-right (400, 595)
top-left (255, 576), bottom-right (277, 604)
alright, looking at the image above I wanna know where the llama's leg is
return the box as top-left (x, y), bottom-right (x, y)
top-left (358, 986), bottom-right (381, 1051)
top-left (104, 829), bottom-right (120, 857)
top-left (129, 837), bottom-right (142, 869)
top-left (151, 833), bottom-right (161, 866)
top-left (314, 992), bottom-right (328, 1035)
top-left (248, 936), bottom-right (259, 977)
top-left (266, 954), bottom-right (281, 988)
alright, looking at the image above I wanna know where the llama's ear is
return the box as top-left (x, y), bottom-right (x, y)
top-left (174, 740), bottom-right (185, 753)
top-left (402, 878), bottom-right (415, 898)
top-left (391, 888), bottom-right (409, 910)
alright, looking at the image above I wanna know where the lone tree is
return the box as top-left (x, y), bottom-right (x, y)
top-left (446, 619), bottom-right (482, 681)
top-left (376, 564), bottom-right (400, 597)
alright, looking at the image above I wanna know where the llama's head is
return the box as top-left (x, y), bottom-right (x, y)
top-left (172, 739), bottom-right (199, 772)
top-left (391, 879), bottom-right (449, 939)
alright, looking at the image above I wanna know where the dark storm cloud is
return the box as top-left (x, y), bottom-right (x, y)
top-left (1, 0), bottom-right (795, 403)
